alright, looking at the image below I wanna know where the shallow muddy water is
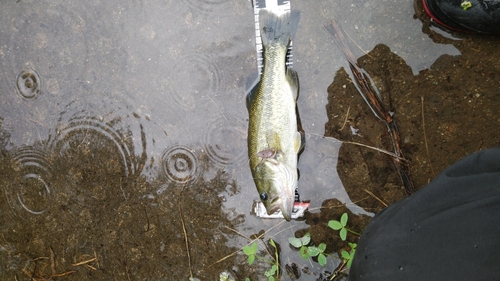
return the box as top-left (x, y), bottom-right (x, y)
top-left (1, 0), bottom-right (499, 280)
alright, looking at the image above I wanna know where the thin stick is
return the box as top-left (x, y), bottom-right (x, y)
top-left (308, 133), bottom-right (406, 160)
top-left (362, 188), bottom-right (388, 207)
top-left (51, 270), bottom-right (76, 278)
top-left (339, 106), bottom-right (351, 131)
top-left (421, 96), bottom-right (435, 177)
top-left (208, 221), bottom-right (286, 267)
top-left (343, 29), bottom-right (374, 60)
top-left (343, 141), bottom-right (407, 161)
top-left (49, 247), bottom-right (56, 276)
top-left (330, 260), bottom-right (348, 280)
top-left (221, 226), bottom-right (252, 241)
top-left (178, 185), bottom-right (193, 278)
top-left (94, 250), bottom-right (100, 268)
top-left (72, 257), bottom-right (97, 266)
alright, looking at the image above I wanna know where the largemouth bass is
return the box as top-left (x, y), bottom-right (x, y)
top-left (247, 9), bottom-right (301, 221)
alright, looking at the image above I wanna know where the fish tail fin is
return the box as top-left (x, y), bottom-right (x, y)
top-left (259, 9), bottom-right (299, 47)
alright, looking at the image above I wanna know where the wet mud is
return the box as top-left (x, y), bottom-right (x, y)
top-left (0, 123), bottom-right (250, 280)
top-left (325, 33), bottom-right (500, 211)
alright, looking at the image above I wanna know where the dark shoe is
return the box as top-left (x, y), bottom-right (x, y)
top-left (422, 0), bottom-right (500, 34)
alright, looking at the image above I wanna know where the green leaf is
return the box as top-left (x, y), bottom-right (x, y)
top-left (340, 213), bottom-right (348, 226)
top-left (245, 278), bottom-right (250, 281)
top-left (269, 239), bottom-right (276, 248)
top-left (307, 246), bottom-right (320, 257)
top-left (243, 245), bottom-right (251, 255)
top-left (346, 257), bottom-right (353, 268)
top-left (328, 220), bottom-right (343, 230)
top-left (288, 237), bottom-right (303, 248)
top-left (340, 228), bottom-right (347, 241)
top-left (318, 253), bottom-right (327, 266)
top-left (247, 254), bottom-right (255, 265)
top-left (265, 265), bottom-right (277, 278)
top-left (318, 243), bottom-right (327, 253)
top-left (299, 246), bottom-right (309, 260)
top-left (341, 250), bottom-right (350, 260)
top-left (349, 242), bottom-right (357, 249)
top-left (243, 242), bottom-right (258, 255)
top-left (269, 277), bottom-right (274, 281)
top-left (301, 233), bottom-right (311, 245)
top-left (270, 264), bottom-right (277, 275)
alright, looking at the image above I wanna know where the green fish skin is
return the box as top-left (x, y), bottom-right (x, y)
top-left (247, 9), bottom-right (301, 221)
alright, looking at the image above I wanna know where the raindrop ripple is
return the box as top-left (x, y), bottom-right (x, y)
top-left (161, 145), bottom-right (201, 184)
top-left (7, 147), bottom-right (54, 215)
top-left (203, 116), bottom-right (247, 167)
top-left (16, 69), bottom-right (41, 99)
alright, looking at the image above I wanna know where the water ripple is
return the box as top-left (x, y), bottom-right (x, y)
top-left (52, 116), bottom-right (146, 181)
top-left (6, 147), bottom-right (54, 215)
top-left (164, 52), bottom-right (222, 111)
top-left (16, 69), bottom-right (41, 99)
top-left (161, 145), bottom-right (201, 184)
top-left (4, 4), bottom-right (96, 95)
top-left (203, 115), bottom-right (247, 168)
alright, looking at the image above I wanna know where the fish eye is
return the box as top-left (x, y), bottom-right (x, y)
top-left (260, 192), bottom-right (268, 201)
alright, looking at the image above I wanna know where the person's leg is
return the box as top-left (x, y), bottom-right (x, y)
top-left (349, 147), bottom-right (500, 281)
top-left (422, 0), bottom-right (500, 34)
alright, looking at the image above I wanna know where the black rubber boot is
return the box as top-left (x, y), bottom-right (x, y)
top-left (422, 0), bottom-right (500, 34)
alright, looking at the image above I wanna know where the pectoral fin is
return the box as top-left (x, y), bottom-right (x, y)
top-left (294, 131), bottom-right (304, 153)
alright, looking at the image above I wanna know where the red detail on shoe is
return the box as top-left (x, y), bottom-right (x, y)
top-left (421, 0), bottom-right (466, 32)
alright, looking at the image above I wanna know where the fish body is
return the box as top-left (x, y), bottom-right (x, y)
top-left (247, 9), bottom-right (301, 221)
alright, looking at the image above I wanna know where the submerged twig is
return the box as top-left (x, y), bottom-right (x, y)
top-left (339, 106), bottom-right (351, 131)
top-left (325, 20), bottom-right (415, 194)
top-left (421, 96), bottom-right (435, 177)
top-left (178, 184), bottom-right (193, 279)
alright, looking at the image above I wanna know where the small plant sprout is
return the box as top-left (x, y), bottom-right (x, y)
top-left (265, 239), bottom-right (279, 281)
top-left (341, 242), bottom-right (357, 268)
top-left (264, 264), bottom-right (278, 281)
top-left (243, 242), bottom-right (259, 265)
top-left (288, 233), bottom-right (328, 266)
top-left (328, 213), bottom-right (361, 241)
top-left (242, 239), bottom-right (280, 281)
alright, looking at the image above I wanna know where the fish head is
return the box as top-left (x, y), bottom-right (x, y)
top-left (254, 158), bottom-right (297, 221)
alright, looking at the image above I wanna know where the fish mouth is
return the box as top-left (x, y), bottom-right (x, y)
top-left (266, 196), bottom-right (294, 221)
